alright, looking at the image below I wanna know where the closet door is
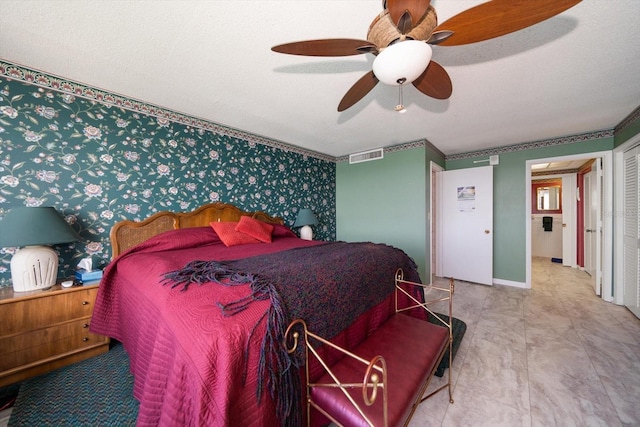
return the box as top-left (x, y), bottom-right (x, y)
top-left (623, 148), bottom-right (640, 318)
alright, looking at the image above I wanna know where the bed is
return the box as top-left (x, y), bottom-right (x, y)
top-left (91, 202), bottom-right (423, 426)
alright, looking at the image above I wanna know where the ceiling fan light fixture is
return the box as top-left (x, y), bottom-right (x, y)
top-left (372, 40), bottom-right (432, 86)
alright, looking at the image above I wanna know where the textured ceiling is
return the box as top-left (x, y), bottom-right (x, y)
top-left (1, 0), bottom-right (639, 158)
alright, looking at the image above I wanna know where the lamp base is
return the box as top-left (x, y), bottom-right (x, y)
top-left (299, 225), bottom-right (313, 241)
top-left (10, 245), bottom-right (58, 292)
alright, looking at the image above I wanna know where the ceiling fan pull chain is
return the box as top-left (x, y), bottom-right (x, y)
top-left (395, 78), bottom-right (407, 113)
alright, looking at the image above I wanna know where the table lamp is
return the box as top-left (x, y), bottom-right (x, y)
top-left (293, 208), bottom-right (318, 241)
top-left (0, 206), bottom-right (80, 292)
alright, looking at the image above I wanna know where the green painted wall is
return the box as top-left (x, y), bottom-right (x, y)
top-left (337, 146), bottom-right (435, 281)
top-left (336, 114), bottom-right (639, 288)
top-left (446, 137), bottom-right (614, 283)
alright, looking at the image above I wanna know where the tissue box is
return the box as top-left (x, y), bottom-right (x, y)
top-left (75, 269), bottom-right (103, 284)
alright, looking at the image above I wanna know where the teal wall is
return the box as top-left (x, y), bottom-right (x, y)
top-left (336, 109), bottom-right (638, 288)
top-left (446, 136), bottom-right (615, 283)
top-left (0, 72), bottom-right (336, 287)
top-left (336, 145), bottom-right (444, 282)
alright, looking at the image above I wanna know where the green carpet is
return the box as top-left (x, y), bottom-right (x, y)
top-left (8, 342), bottom-right (138, 426)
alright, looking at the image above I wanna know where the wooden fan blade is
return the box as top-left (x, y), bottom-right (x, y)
top-left (356, 45), bottom-right (380, 55)
top-left (412, 61), bottom-right (452, 100)
top-left (435, 0), bottom-right (582, 46)
top-left (271, 39), bottom-right (376, 56)
top-left (338, 71), bottom-right (379, 112)
top-left (387, 0), bottom-right (431, 32)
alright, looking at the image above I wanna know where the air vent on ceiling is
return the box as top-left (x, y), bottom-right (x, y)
top-left (349, 148), bottom-right (384, 164)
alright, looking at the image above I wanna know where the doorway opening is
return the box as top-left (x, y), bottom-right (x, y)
top-left (526, 151), bottom-right (613, 300)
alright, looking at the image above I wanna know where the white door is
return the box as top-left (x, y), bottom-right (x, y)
top-left (561, 174), bottom-right (577, 268)
top-left (583, 171), bottom-right (596, 278)
top-left (584, 162), bottom-right (602, 295)
top-left (439, 166), bottom-right (493, 285)
top-left (623, 148), bottom-right (640, 318)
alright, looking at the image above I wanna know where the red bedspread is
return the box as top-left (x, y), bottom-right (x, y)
top-left (91, 226), bottom-right (419, 426)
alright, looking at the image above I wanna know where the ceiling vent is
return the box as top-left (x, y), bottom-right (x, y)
top-left (349, 148), bottom-right (384, 164)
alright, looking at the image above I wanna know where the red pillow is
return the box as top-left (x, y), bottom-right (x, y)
top-left (210, 221), bottom-right (260, 247)
top-left (272, 223), bottom-right (298, 238)
top-left (235, 216), bottom-right (274, 243)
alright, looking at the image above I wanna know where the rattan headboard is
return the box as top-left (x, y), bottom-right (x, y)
top-left (109, 202), bottom-right (285, 258)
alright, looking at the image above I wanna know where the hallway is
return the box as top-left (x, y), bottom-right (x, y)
top-left (413, 257), bottom-right (640, 426)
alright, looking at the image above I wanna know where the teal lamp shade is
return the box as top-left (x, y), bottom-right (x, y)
top-left (0, 207), bottom-right (80, 247)
top-left (0, 207), bottom-right (80, 292)
top-left (293, 209), bottom-right (318, 241)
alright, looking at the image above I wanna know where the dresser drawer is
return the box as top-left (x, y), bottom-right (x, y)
top-left (0, 284), bottom-right (109, 387)
top-left (0, 317), bottom-right (109, 371)
top-left (0, 287), bottom-right (98, 336)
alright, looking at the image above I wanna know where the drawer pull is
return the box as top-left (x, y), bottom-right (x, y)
top-left (82, 301), bottom-right (90, 305)
top-left (83, 337), bottom-right (89, 342)
top-left (83, 323), bottom-right (89, 328)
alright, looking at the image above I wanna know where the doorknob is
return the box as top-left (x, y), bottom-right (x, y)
top-left (585, 229), bottom-right (593, 233)
top-left (484, 229), bottom-right (490, 234)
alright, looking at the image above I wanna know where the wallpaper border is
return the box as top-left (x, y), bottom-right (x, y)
top-left (0, 60), bottom-right (335, 163)
top-left (445, 129), bottom-right (615, 161)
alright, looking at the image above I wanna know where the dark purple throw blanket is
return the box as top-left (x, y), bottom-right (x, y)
top-left (162, 241), bottom-right (421, 427)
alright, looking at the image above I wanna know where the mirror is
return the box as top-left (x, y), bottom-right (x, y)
top-left (537, 186), bottom-right (560, 210)
top-left (532, 179), bottom-right (562, 214)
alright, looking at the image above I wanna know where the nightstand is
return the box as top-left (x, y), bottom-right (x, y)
top-left (0, 282), bottom-right (110, 387)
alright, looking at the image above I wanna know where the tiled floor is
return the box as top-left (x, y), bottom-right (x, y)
top-left (411, 257), bottom-right (640, 427)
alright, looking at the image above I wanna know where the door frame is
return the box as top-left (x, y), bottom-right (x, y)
top-left (613, 132), bottom-right (640, 305)
top-left (430, 161), bottom-right (444, 282)
top-left (526, 151), bottom-right (613, 300)
top-left (583, 166), bottom-right (601, 295)
top-left (561, 173), bottom-right (578, 268)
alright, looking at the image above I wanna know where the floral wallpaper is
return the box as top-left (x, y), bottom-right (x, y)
top-left (0, 69), bottom-right (335, 288)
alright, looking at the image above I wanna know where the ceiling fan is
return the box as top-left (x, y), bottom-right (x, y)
top-left (271, 0), bottom-right (582, 112)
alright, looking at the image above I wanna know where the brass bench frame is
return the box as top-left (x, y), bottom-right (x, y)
top-left (285, 269), bottom-right (455, 427)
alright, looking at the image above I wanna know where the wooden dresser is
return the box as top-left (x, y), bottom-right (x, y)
top-left (0, 282), bottom-right (110, 387)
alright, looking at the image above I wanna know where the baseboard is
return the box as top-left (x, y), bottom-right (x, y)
top-left (493, 278), bottom-right (528, 289)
